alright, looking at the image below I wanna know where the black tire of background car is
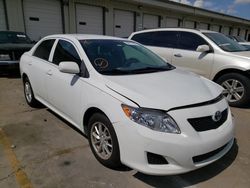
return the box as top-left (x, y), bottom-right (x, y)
top-left (88, 113), bottom-right (122, 169)
top-left (23, 77), bottom-right (41, 107)
top-left (216, 73), bottom-right (250, 107)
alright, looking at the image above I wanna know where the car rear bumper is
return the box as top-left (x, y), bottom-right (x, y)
top-left (0, 61), bottom-right (19, 72)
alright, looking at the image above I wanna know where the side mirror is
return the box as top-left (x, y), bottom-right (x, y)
top-left (196, 45), bottom-right (211, 53)
top-left (59, 61), bottom-right (80, 74)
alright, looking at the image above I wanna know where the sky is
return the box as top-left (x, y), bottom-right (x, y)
top-left (169, 0), bottom-right (250, 20)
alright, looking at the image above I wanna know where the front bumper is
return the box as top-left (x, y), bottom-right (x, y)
top-left (0, 61), bottom-right (19, 72)
top-left (113, 98), bottom-right (235, 175)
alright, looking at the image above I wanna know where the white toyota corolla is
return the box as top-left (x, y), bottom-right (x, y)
top-left (20, 34), bottom-right (234, 175)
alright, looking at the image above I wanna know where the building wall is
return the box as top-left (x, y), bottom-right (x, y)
top-left (1, 0), bottom-right (250, 41)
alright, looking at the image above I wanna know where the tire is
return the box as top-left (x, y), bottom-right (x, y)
top-left (23, 77), bottom-right (40, 107)
top-left (88, 113), bottom-right (121, 169)
top-left (216, 73), bottom-right (250, 107)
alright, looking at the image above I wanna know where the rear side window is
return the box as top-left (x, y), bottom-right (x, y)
top-left (178, 32), bottom-right (208, 51)
top-left (131, 32), bottom-right (154, 46)
top-left (131, 31), bottom-right (178, 48)
top-left (153, 31), bottom-right (178, 48)
top-left (52, 40), bottom-right (81, 66)
top-left (33, 39), bottom-right (55, 60)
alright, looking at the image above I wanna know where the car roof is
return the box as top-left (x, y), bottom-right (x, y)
top-left (130, 28), bottom-right (218, 36)
top-left (44, 34), bottom-right (128, 41)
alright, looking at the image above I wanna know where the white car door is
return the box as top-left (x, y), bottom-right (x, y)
top-left (171, 31), bottom-right (214, 78)
top-left (45, 39), bottom-right (87, 128)
top-left (29, 39), bottom-right (55, 100)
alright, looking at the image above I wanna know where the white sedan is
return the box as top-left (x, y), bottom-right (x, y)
top-left (20, 34), bottom-right (234, 175)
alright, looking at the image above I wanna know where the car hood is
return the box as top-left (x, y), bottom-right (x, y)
top-left (103, 69), bottom-right (223, 110)
top-left (230, 51), bottom-right (250, 60)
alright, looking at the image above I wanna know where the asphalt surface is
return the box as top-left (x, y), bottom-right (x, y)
top-left (0, 75), bottom-right (249, 188)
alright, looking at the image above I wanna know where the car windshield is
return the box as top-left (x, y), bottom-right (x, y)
top-left (80, 39), bottom-right (174, 75)
top-left (0, 31), bottom-right (32, 44)
top-left (204, 32), bottom-right (248, 52)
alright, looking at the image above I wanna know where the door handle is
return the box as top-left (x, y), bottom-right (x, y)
top-left (46, 70), bottom-right (53, 76)
top-left (174, 53), bottom-right (182, 57)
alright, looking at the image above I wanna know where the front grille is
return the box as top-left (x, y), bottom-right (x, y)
top-left (187, 108), bottom-right (228, 132)
top-left (193, 142), bottom-right (229, 163)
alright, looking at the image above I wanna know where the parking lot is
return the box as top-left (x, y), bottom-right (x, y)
top-left (0, 75), bottom-right (249, 188)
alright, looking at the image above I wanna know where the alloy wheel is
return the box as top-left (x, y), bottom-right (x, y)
top-left (90, 122), bottom-right (113, 160)
top-left (221, 79), bottom-right (244, 103)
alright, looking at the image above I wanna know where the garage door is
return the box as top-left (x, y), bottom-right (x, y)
top-left (143, 14), bottom-right (159, 29)
top-left (0, 0), bottom-right (6, 30)
top-left (232, 28), bottom-right (238, 36)
top-left (222, 27), bottom-right (230, 35)
top-left (23, 0), bottom-right (63, 41)
top-left (166, 18), bottom-right (178, 27)
top-left (114, 9), bottom-right (134, 37)
top-left (240, 29), bottom-right (246, 39)
top-left (184, 21), bottom-right (195, 29)
top-left (198, 23), bottom-right (208, 30)
top-left (76, 4), bottom-right (103, 35)
top-left (211, 25), bottom-right (220, 32)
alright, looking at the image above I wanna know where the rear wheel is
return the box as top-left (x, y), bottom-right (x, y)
top-left (23, 77), bottom-right (40, 107)
top-left (216, 73), bottom-right (250, 107)
top-left (88, 113), bottom-right (121, 169)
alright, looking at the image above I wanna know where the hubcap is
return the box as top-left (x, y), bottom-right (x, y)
top-left (221, 79), bottom-right (244, 103)
top-left (90, 122), bottom-right (113, 160)
top-left (24, 82), bottom-right (32, 103)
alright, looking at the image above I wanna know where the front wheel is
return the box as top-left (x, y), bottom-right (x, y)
top-left (23, 77), bottom-right (40, 107)
top-left (88, 113), bottom-right (121, 169)
top-left (216, 73), bottom-right (250, 107)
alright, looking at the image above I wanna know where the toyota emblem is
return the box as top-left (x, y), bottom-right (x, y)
top-left (212, 111), bottom-right (222, 122)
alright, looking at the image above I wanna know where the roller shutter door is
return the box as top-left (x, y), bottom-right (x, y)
top-left (184, 21), bottom-right (195, 28)
top-left (114, 9), bottom-right (134, 37)
top-left (143, 14), bottom-right (159, 29)
top-left (23, 0), bottom-right (63, 41)
top-left (240, 29), bottom-right (246, 38)
top-left (76, 4), bottom-right (103, 35)
top-left (0, 0), bottom-right (6, 30)
top-left (222, 27), bottom-right (230, 35)
top-left (211, 25), bottom-right (220, 32)
top-left (166, 18), bottom-right (178, 27)
top-left (232, 28), bottom-right (238, 36)
top-left (198, 23), bottom-right (208, 30)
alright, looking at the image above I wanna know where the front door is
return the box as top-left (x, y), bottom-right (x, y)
top-left (171, 31), bottom-right (214, 78)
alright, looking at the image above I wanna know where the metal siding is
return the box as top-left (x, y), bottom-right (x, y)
top-left (23, 0), bottom-right (63, 41)
top-left (0, 0), bottom-right (6, 30)
top-left (143, 14), bottom-right (158, 29)
top-left (166, 17), bottom-right (178, 27)
top-left (76, 4), bottom-right (103, 35)
top-left (232, 28), bottom-right (238, 36)
top-left (240, 29), bottom-right (245, 38)
top-left (114, 9), bottom-right (134, 37)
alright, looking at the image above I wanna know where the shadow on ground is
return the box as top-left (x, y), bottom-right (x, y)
top-left (134, 140), bottom-right (238, 188)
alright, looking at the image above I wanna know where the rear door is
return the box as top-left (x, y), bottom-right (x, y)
top-left (171, 31), bottom-right (214, 78)
top-left (29, 39), bottom-right (55, 100)
top-left (45, 39), bottom-right (85, 127)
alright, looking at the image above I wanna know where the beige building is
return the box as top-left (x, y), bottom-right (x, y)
top-left (1, 0), bottom-right (250, 41)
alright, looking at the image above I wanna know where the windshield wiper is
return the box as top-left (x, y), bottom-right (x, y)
top-left (129, 66), bottom-right (173, 74)
top-left (99, 68), bottom-right (131, 75)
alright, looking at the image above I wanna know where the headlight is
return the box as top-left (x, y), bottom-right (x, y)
top-left (0, 54), bottom-right (11, 61)
top-left (121, 104), bottom-right (180, 134)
